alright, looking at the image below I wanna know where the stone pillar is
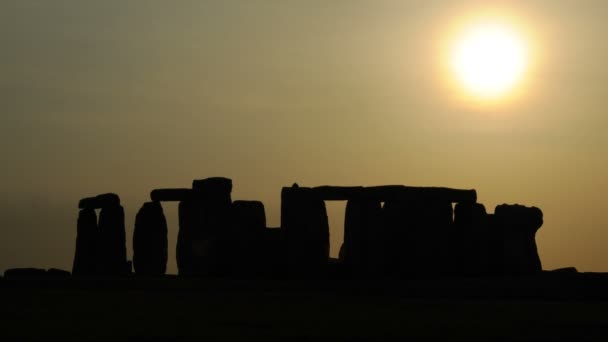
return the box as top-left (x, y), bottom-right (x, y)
top-left (72, 208), bottom-right (98, 276)
top-left (493, 204), bottom-right (544, 275)
top-left (281, 186), bottom-right (330, 277)
top-left (176, 177), bottom-right (233, 276)
top-left (229, 201), bottom-right (266, 276)
top-left (343, 199), bottom-right (382, 277)
top-left (98, 204), bottom-right (128, 275)
top-left (453, 202), bottom-right (489, 276)
top-left (133, 201), bottom-right (168, 276)
top-left (381, 200), bottom-right (452, 277)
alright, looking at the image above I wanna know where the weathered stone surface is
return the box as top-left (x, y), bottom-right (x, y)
top-left (343, 199), bottom-right (382, 276)
top-left (494, 204), bottom-right (544, 275)
top-left (453, 202), bottom-right (490, 276)
top-left (150, 188), bottom-right (192, 202)
top-left (78, 193), bottom-right (120, 209)
top-left (281, 187), bottom-right (330, 276)
top-left (72, 208), bottom-right (98, 276)
top-left (133, 201), bottom-right (168, 276)
top-left (98, 205), bottom-right (128, 276)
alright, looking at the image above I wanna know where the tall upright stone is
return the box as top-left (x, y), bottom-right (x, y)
top-left (133, 201), bottom-right (168, 276)
top-left (72, 208), bottom-right (98, 276)
top-left (227, 200), bottom-right (267, 276)
top-left (98, 204), bottom-right (128, 276)
top-left (281, 186), bottom-right (330, 276)
top-left (494, 204), bottom-right (544, 275)
top-left (381, 200), bottom-right (453, 277)
top-left (177, 177), bottom-right (233, 276)
top-left (343, 199), bottom-right (382, 277)
top-left (453, 202), bottom-right (489, 276)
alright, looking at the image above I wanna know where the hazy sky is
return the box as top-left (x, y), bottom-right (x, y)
top-left (2, 0), bottom-right (608, 274)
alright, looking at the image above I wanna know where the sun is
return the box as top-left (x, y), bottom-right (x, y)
top-left (449, 20), bottom-right (529, 101)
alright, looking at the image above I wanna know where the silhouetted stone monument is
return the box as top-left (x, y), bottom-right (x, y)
top-left (72, 207), bottom-right (98, 276)
top-left (226, 200), bottom-right (266, 275)
top-left (343, 199), bottom-right (383, 277)
top-left (98, 202), bottom-right (129, 276)
top-left (454, 202), bottom-right (490, 276)
top-left (494, 204), bottom-right (544, 275)
top-left (281, 186), bottom-right (330, 276)
top-left (133, 201), bottom-right (168, 276)
top-left (177, 177), bottom-right (233, 276)
top-left (78, 193), bottom-right (121, 209)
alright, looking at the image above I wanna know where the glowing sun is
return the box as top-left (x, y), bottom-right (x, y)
top-left (450, 21), bottom-right (529, 100)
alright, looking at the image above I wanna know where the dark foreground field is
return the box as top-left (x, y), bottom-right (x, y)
top-left (1, 273), bottom-right (607, 341)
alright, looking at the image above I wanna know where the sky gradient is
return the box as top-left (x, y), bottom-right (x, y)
top-left (2, 0), bottom-right (608, 274)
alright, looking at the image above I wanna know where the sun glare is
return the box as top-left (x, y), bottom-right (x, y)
top-left (449, 20), bottom-right (529, 101)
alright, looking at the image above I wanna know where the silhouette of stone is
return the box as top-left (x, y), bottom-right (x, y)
top-left (232, 200), bottom-right (266, 232)
top-left (177, 177), bottom-right (233, 276)
top-left (224, 201), bottom-right (267, 276)
top-left (381, 200), bottom-right (453, 277)
top-left (4, 268), bottom-right (47, 278)
top-left (192, 177), bottom-right (232, 204)
top-left (343, 199), bottom-right (382, 276)
top-left (150, 188), bottom-right (192, 202)
top-left (453, 202), bottom-right (490, 276)
top-left (133, 201), bottom-right (168, 276)
top-left (78, 193), bottom-right (120, 209)
top-left (72, 207), bottom-right (98, 276)
top-left (494, 204), bottom-right (544, 275)
top-left (46, 268), bottom-right (71, 277)
top-left (281, 187), bottom-right (330, 276)
top-left (261, 228), bottom-right (287, 277)
top-left (98, 204), bottom-right (128, 276)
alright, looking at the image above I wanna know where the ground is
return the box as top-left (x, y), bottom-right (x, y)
top-left (1, 274), bottom-right (607, 341)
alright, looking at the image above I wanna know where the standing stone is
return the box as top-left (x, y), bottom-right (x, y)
top-left (177, 177), bottom-right (233, 276)
top-left (453, 202), bottom-right (489, 276)
top-left (72, 208), bottom-right (98, 276)
top-left (133, 201), bottom-right (168, 276)
top-left (98, 204), bottom-right (128, 276)
top-left (381, 200), bottom-right (453, 277)
top-left (281, 187), bottom-right (330, 276)
top-left (343, 199), bottom-right (382, 277)
top-left (228, 201), bottom-right (267, 276)
top-left (494, 204), bottom-right (544, 275)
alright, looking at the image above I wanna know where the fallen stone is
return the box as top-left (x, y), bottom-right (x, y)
top-left (133, 201), bottom-right (168, 276)
top-left (150, 188), bottom-right (192, 202)
top-left (78, 193), bottom-right (120, 209)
